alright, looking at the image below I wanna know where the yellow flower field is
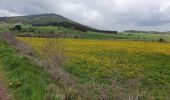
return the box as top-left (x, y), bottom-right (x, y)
top-left (18, 37), bottom-right (170, 81)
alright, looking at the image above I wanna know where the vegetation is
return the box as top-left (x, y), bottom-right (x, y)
top-left (0, 13), bottom-right (74, 25)
top-left (0, 34), bottom-right (83, 100)
top-left (0, 37), bottom-right (55, 100)
top-left (0, 24), bottom-right (10, 32)
top-left (0, 13), bottom-right (117, 34)
top-left (19, 37), bottom-right (170, 99)
top-left (0, 14), bottom-right (170, 99)
top-left (125, 30), bottom-right (170, 34)
top-left (6, 25), bottom-right (169, 41)
top-left (47, 22), bottom-right (117, 34)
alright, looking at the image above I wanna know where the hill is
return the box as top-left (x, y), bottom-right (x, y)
top-left (0, 13), bottom-right (117, 33)
top-left (0, 13), bottom-right (74, 25)
top-left (124, 30), bottom-right (170, 34)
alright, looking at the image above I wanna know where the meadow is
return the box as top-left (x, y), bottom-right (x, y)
top-left (1, 12), bottom-right (170, 99)
top-left (9, 25), bottom-right (170, 41)
top-left (18, 37), bottom-right (170, 99)
top-left (1, 23), bottom-right (170, 99)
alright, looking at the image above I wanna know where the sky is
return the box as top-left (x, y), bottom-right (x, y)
top-left (0, 0), bottom-right (170, 31)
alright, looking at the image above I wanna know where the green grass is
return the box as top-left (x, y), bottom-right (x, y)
top-left (84, 31), bottom-right (115, 39)
top-left (65, 53), bottom-right (170, 98)
top-left (122, 32), bottom-right (170, 42)
top-left (63, 43), bottom-right (170, 99)
top-left (1, 23), bottom-right (170, 41)
top-left (19, 37), bottom-right (170, 99)
top-left (33, 26), bottom-right (170, 41)
top-left (0, 38), bottom-right (55, 100)
top-left (0, 24), bottom-right (10, 32)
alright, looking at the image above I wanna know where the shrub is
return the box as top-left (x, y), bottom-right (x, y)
top-left (37, 30), bottom-right (41, 33)
top-left (49, 30), bottom-right (55, 34)
top-left (40, 39), bottom-right (74, 84)
top-left (158, 38), bottom-right (166, 42)
top-left (74, 35), bottom-right (78, 39)
top-left (15, 25), bottom-right (22, 31)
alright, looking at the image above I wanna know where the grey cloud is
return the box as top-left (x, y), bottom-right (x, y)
top-left (0, 0), bottom-right (170, 31)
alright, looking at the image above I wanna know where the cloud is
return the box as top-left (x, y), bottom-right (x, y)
top-left (0, 0), bottom-right (170, 31)
top-left (0, 9), bottom-right (21, 17)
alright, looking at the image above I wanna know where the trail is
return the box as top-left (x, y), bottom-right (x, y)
top-left (0, 84), bottom-right (10, 100)
top-left (0, 72), bottom-right (10, 100)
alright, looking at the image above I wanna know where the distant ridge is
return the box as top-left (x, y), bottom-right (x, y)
top-left (0, 13), bottom-right (117, 33)
top-left (0, 13), bottom-right (75, 25)
top-left (124, 30), bottom-right (170, 34)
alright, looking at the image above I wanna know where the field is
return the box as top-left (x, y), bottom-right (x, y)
top-left (0, 24), bottom-right (10, 32)
top-left (1, 23), bottom-right (170, 99)
top-left (1, 23), bottom-right (170, 41)
top-left (1, 11), bottom-right (170, 100)
top-left (18, 37), bottom-right (170, 99)
top-left (10, 25), bottom-right (170, 41)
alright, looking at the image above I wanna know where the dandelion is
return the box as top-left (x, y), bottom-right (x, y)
top-left (9, 82), bottom-right (13, 86)
top-left (18, 37), bottom-right (170, 79)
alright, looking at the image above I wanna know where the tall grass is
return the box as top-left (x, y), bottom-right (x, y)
top-left (39, 38), bottom-right (74, 85)
top-left (0, 38), bottom-right (55, 100)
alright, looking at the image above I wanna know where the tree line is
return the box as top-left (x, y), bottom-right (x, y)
top-left (33, 22), bottom-right (117, 34)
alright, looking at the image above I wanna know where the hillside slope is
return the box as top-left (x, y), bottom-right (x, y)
top-left (0, 13), bottom-right (75, 25)
top-left (0, 13), bottom-right (117, 33)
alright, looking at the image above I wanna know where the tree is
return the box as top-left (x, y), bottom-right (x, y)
top-left (15, 25), bottom-right (22, 31)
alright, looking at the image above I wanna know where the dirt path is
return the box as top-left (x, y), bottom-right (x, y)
top-left (0, 83), bottom-right (10, 100)
top-left (0, 71), bottom-right (10, 100)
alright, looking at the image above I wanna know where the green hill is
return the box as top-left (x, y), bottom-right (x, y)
top-left (0, 13), bottom-right (117, 33)
top-left (0, 13), bottom-right (75, 25)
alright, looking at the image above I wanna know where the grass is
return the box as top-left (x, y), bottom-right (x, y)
top-left (0, 24), bottom-right (10, 32)
top-left (18, 37), bottom-right (170, 99)
top-left (122, 32), bottom-right (170, 42)
top-left (13, 26), bottom-right (84, 37)
top-left (18, 25), bottom-right (170, 41)
top-left (1, 23), bottom-right (170, 99)
top-left (1, 23), bottom-right (170, 41)
top-left (0, 38), bottom-right (56, 100)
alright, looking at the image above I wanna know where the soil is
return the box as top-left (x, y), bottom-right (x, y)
top-left (0, 83), bottom-right (10, 100)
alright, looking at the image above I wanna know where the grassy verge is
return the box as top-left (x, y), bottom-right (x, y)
top-left (0, 38), bottom-right (55, 100)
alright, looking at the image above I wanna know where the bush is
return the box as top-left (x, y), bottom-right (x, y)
top-left (74, 35), bottom-right (79, 39)
top-left (15, 25), bottom-right (22, 31)
top-left (49, 30), bottom-right (55, 34)
top-left (40, 39), bottom-right (73, 84)
top-left (158, 38), bottom-right (166, 42)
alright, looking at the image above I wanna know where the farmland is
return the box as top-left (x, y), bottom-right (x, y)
top-left (14, 25), bottom-right (170, 41)
top-left (0, 15), bottom-right (170, 99)
top-left (18, 37), bottom-right (170, 99)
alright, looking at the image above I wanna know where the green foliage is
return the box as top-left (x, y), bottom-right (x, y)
top-left (158, 38), bottom-right (166, 42)
top-left (0, 39), bottom-right (54, 100)
top-left (15, 25), bottom-right (22, 31)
